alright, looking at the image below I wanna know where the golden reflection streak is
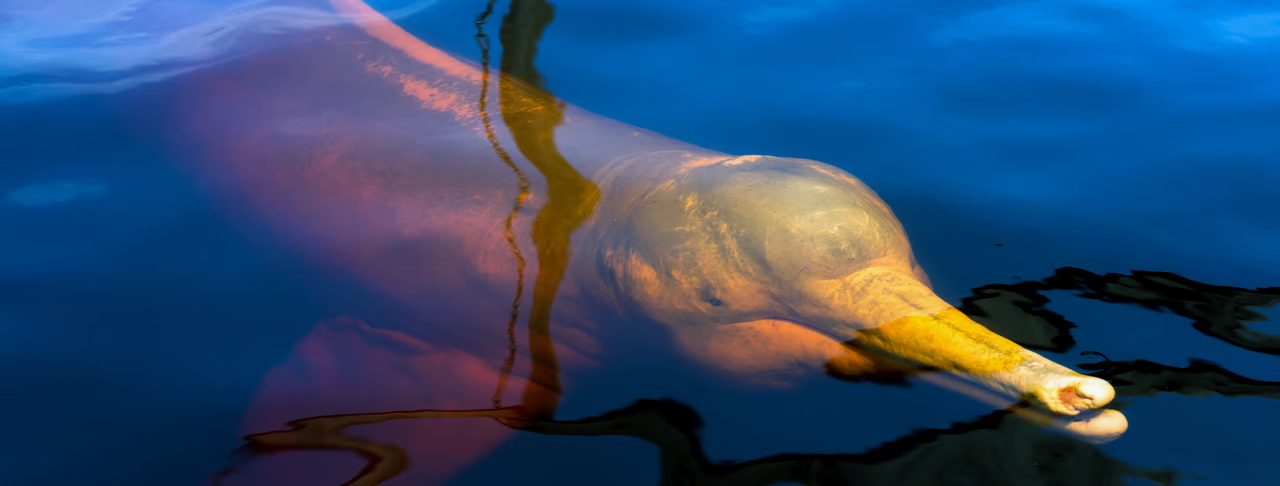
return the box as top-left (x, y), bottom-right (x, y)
top-left (496, 0), bottom-right (601, 419)
top-left (473, 0), bottom-right (531, 410)
top-left (215, 2), bottom-right (592, 484)
top-left (215, 408), bottom-right (524, 486)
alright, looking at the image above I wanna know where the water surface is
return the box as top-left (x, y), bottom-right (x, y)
top-left (2, 0), bottom-right (1278, 484)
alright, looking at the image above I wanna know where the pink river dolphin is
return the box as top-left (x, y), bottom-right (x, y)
top-left (165, 1), bottom-right (1128, 484)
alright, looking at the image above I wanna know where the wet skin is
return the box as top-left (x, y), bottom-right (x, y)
top-left (575, 152), bottom-right (1121, 433)
top-left (173, 0), bottom-right (1126, 462)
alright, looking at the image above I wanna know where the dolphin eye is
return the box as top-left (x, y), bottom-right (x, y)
top-left (698, 286), bottom-right (723, 307)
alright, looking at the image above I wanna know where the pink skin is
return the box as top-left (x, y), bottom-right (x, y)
top-left (166, 2), bottom-right (1126, 483)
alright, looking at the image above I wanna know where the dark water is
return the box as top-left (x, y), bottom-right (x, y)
top-left (3, 1), bottom-right (1279, 485)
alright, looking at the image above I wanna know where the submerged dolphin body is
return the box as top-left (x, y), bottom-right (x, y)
top-left (172, 0), bottom-right (1126, 483)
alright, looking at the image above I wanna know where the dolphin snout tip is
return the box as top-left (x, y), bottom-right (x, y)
top-left (1072, 378), bottom-right (1116, 410)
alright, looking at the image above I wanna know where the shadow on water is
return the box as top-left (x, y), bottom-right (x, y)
top-left (210, 2), bottom-right (1280, 485)
top-left (962, 268), bottom-right (1280, 400)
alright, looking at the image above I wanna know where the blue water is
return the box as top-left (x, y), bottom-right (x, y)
top-left (3, 1), bottom-right (1278, 485)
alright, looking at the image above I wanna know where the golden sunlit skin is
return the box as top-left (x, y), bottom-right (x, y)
top-left (174, 5), bottom-right (1126, 479)
top-left (577, 153), bottom-right (1119, 422)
